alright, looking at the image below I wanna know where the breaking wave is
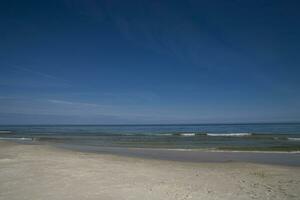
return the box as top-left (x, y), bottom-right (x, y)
top-left (0, 137), bottom-right (32, 141)
top-left (179, 133), bottom-right (196, 136)
top-left (0, 131), bottom-right (12, 134)
top-left (288, 137), bottom-right (300, 141)
top-left (206, 133), bottom-right (252, 137)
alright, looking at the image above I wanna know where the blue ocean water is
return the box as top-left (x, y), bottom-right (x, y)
top-left (1, 123), bottom-right (300, 150)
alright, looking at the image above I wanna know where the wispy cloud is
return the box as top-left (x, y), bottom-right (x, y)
top-left (11, 65), bottom-right (72, 86)
top-left (48, 99), bottom-right (105, 107)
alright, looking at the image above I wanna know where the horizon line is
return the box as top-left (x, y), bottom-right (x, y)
top-left (1, 121), bottom-right (300, 126)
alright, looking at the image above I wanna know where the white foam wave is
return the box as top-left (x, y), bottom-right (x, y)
top-left (180, 133), bottom-right (196, 136)
top-left (0, 137), bottom-right (32, 141)
top-left (0, 131), bottom-right (12, 133)
top-left (206, 133), bottom-right (252, 137)
top-left (288, 137), bottom-right (300, 141)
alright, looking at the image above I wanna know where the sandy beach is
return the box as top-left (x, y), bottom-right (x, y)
top-left (0, 141), bottom-right (299, 200)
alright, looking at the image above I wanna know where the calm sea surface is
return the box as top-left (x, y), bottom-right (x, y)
top-left (1, 123), bottom-right (300, 150)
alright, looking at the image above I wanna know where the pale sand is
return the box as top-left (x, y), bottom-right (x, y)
top-left (0, 141), bottom-right (300, 200)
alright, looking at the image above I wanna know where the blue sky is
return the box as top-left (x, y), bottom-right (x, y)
top-left (1, 0), bottom-right (300, 124)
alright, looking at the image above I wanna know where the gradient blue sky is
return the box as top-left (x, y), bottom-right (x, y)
top-left (1, 0), bottom-right (300, 124)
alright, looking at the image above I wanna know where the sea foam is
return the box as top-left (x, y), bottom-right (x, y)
top-left (288, 137), bottom-right (300, 141)
top-left (0, 131), bottom-right (12, 134)
top-left (0, 137), bottom-right (32, 141)
top-left (180, 133), bottom-right (196, 136)
top-left (206, 133), bottom-right (252, 137)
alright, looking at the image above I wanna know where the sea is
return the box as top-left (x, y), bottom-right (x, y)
top-left (1, 123), bottom-right (300, 151)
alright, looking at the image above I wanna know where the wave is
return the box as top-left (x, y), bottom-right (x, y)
top-left (0, 131), bottom-right (12, 134)
top-left (0, 137), bottom-right (32, 141)
top-left (179, 133), bottom-right (196, 136)
top-left (288, 137), bottom-right (300, 141)
top-left (206, 133), bottom-right (252, 137)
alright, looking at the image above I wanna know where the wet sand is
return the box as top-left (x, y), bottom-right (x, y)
top-left (55, 143), bottom-right (300, 166)
top-left (1, 141), bottom-right (300, 200)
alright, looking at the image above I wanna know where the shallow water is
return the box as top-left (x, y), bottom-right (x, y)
top-left (0, 123), bottom-right (300, 150)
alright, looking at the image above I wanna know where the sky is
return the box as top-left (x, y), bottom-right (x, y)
top-left (1, 0), bottom-right (300, 124)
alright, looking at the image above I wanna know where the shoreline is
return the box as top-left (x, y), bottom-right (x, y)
top-left (52, 143), bottom-right (300, 154)
top-left (4, 137), bottom-right (300, 153)
top-left (5, 140), bottom-right (300, 166)
top-left (51, 142), bottom-right (300, 167)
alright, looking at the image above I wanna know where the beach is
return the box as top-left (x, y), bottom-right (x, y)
top-left (1, 141), bottom-right (300, 200)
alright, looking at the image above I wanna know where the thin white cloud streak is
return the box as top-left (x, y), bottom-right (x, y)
top-left (1, 97), bottom-right (300, 123)
top-left (13, 65), bottom-right (71, 84)
top-left (0, 97), bottom-right (199, 122)
top-left (47, 99), bottom-right (107, 108)
top-left (0, 65), bottom-right (72, 88)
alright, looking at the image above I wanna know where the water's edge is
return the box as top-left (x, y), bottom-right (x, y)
top-left (52, 142), bottom-right (300, 167)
